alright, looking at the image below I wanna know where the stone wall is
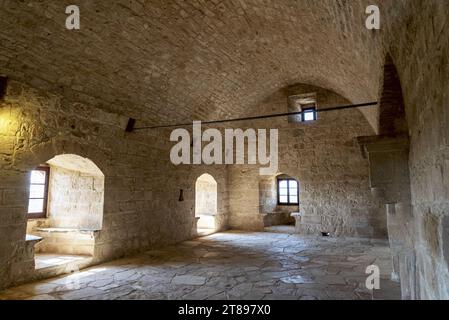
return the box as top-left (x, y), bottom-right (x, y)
top-left (380, 0), bottom-right (449, 300)
top-left (228, 84), bottom-right (387, 238)
top-left (0, 80), bottom-right (229, 289)
top-left (47, 163), bottom-right (104, 230)
top-left (0, 0), bottom-right (447, 300)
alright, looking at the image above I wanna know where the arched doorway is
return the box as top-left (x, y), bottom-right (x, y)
top-left (195, 174), bottom-right (218, 236)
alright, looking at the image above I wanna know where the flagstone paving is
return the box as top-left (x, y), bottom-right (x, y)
top-left (0, 231), bottom-right (401, 300)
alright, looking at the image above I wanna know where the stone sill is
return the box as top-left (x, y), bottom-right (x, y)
top-left (25, 234), bottom-right (43, 243)
top-left (34, 227), bottom-right (100, 234)
top-left (27, 218), bottom-right (48, 222)
top-left (262, 211), bottom-right (298, 215)
top-left (290, 212), bottom-right (302, 218)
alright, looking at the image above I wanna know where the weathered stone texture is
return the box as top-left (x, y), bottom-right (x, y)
top-left (0, 231), bottom-right (401, 300)
top-left (0, 81), bottom-right (229, 288)
top-left (0, 0), bottom-right (447, 300)
top-left (0, 0), bottom-right (382, 129)
top-left (228, 84), bottom-right (387, 238)
top-left (378, 0), bottom-right (449, 300)
top-left (47, 161), bottom-right (104, 230)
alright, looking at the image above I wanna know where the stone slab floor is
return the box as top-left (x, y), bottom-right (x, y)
top-left (0, 231), bottom-right (401, 300)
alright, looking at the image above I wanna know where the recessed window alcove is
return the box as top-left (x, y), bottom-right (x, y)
top-left (26, 154), bottom-right (105, 272)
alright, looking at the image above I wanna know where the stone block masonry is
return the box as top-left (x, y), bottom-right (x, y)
top-left (0, 80), bottom-right (229, 289)
top-left (0, 0), bottom-right (447, 301)
top-left (228, 84), bottom-right (387, 238)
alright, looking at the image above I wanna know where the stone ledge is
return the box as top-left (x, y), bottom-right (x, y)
top-left (290, 212), bottom-right (302, 218)
top-left (357, 134), bottom-right (410, 153)
top-left (34, 228), bottom-right (100, 235)
top-left (25, 234), bottom-right (43, 243)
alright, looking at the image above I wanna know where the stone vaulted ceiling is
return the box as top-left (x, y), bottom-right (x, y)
top-left (0, 0), bottom-right (384, 129)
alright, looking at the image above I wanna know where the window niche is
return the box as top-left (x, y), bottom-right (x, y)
top-left (26, 154), bottom-right (105, 258)
top-left (288, 92), bottom-right (318, 123)
top-left (259, 174), bottom-right (299, 227)
top-left (45, 154), bottom-right (104, 230)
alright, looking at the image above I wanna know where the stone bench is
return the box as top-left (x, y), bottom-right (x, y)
top-left (24, 234), bottom-right (43, 262)
top-left (26, 234), bottom-right (43, 243)
top-left (30, 227), bottom-right (100, 256)
top-left (290, 212), bottom-right (302, 220)
top-left (262, 212), bottom-right (295, 227)
top-left (9, 235), bottom-right (45, 282)
top-left (290, 212), bottom-right (302, 231)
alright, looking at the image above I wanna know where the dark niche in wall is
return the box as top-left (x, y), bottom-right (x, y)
top-left (0, 75), bottom-right (8, 100)
top-left (179, 189), bottom-right (184, 202)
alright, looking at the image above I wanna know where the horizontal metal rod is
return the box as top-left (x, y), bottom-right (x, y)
top-left (133, 101), bottom-right (378, 131)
